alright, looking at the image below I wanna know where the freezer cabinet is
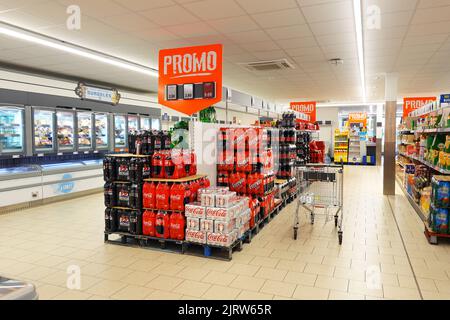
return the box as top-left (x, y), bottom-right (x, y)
top-left (114, 114), bottom-right (127, 150)
top-left (128, 114), bottom-right (139, 133)
top-left (56, 110), bottom-right (75, 152)
top-left (77, 111), bottom-right (94, 150)
top-left (94, 113), bottom-right (109, 150)
top-left (0, 106), bottom-right (25, 155)
top-left (33, 108), bottom-right (55, 154)
top-left (140, 116), bottom-right (151, 131)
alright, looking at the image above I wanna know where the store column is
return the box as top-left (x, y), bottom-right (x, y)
top-left (384, 73), bottom-right (398, 195)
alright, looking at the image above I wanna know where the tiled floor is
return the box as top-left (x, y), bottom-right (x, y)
top-left (1, 165), bottom-right (450, 300)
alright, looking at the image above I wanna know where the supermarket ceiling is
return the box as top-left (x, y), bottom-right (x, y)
top-left (1, 0), bottom-right (450, 104)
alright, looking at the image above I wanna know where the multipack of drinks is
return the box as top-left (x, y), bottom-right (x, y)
top-left (184, 187), bottom-right (251, 247)
top-left (128, 130), bottom-right (171, 155)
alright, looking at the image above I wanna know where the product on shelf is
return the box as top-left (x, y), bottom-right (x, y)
top-left (116, 158), bottom-right (131, 181)
top-left (103, 156), bottom-right (116, 181)
top-left (143, 182), bottom-right (156, 209)
top-left (104, 182), bottom-right (116, 207)
top-left (117, 183), bottom-right (131, 207)
top-left (129, 210), bottom-right (143, 235)
top-left (155, 211), bottom-right (170, 238)
top-left (129, 183), bottom-right (142, 209)
top-left (155, 182), bottom-right (170, 210)
top-left (105, 208), bottom-right (117, 232)
top-left (142, 210), bottom-right (156, 236)
top-left (169, 211), bottom-right (185, 240)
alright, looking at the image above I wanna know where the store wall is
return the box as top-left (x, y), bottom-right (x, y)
top-left (316, 107), bottom-right (339, 154)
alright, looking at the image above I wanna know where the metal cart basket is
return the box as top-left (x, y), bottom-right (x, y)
top-left (294, 164), bottom-right (344, 244)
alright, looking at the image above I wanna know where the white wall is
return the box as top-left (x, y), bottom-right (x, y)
top-left (316, 107), bottom-right (339, 155)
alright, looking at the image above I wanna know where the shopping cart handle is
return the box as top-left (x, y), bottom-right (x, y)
top-left (303, 163), bottom-right (344, 169)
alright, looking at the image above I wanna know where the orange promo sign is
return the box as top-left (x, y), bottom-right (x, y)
top-left (158, 44), bottom-right (223, 115)
top-left (403, 97), bottom-right (436, 117)
top-left (290, 101), bottom-right (316, 122)
top-left (348, 112), bottom-right (367, 127)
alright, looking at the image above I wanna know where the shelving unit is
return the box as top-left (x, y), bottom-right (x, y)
top-left (348, 131), bottom-right (361, 164)
top-left (334, 130), bottom-right (349, 163)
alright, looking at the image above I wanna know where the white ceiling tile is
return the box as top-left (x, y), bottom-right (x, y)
top-left (134, 27), bottom-right (179, 42)
top-left (403, 34), bottom-right (448, 46)
top-left (265, 24), bottom-right (312, 40)
top-left (165, 21), bottom-right (218, 38)
top-left (302, 0), bottom-right (353, 23)
top-left (208, 15), bottom-right (259, 33)
top-left (407, 21), bottom-right (450, 36)
top-left (96, 13), bottom-right (158, 32)
top-left (252, 50), bottom-right (290, 60)
top-left (226, 30), bottom-right (271, 44)
top-left (252, 8), bottom-right (306, 28)
top-left (240, 40), bottom-right (280, 52)
top-left (140, 5), bottom-right (199, 26)
top-left (412, 5), bottom-right (450, 24)
top-left (183, 0), bottom-right (246, 19)
top-left (276, 36), bottom-right (317, 49)
top-left (365, 0), bottom-right (418, 13)
top-left (285, 46), bottom-right (323, 57)
top-left (57, 0), bottom-right (128, 18)
top-left (113, 0), bottom-right (176, 11)
top-left (418, 0), bottom-right (450, 9)
top-left (316, 32), bottom-right (355, 46)
top-left (236, 0), bottom-right (297, 14)
top-left (365, 26), bottom-right (408, 40)
top-left (379, 11), bottom-right (415, 28)
top-left (309, 19), bottom-right (354, 36)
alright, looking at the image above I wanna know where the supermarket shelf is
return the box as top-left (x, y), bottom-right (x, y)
top-left (424, 223), bottom-right (450, 245)
top-left (395, 174), bottom-right (426, 222)
top-left (111, 206), bottom-right (140, 210)
top-left (144, 174), bottom-right (207, 183)
top-left (275, 179), bottom-right (287, 184)
top-left (106, 153), bottom-right (151, 158)
top-left (412, 127), bottom-right (450, 134)
top-left (398, 152), bottom-right (450, 174)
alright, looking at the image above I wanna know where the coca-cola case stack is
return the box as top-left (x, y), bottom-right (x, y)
top-left (185, 187), bottom-right (251, 248)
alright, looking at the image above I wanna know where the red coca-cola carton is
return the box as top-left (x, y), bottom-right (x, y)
top-left (186, 217), bottom-right (200, 231)
top-left (214, 219), bottom-right (236, 234)
top-left (205, 206), bottom-right (237, 221)
top-left (207, 232), bottom-right (235, 247)
top-left (200, 219), bottom-right (214, 233)
top-left (185, 229), bottom-right (206, 244)
top-left (185, 203), bottom-right (206, 219)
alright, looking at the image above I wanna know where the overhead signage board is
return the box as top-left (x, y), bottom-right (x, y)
top-left (290, 101), bottom-right (316, 122)
top-left (403, 96), bottom-right (436, 117)
top-left (348, 112), bottom-right (367, 127)
top-left (158, 44), bottom-right (223, 115)
top-left (440, 94), bottom-right (450, 104)
top-left (75, 82), bottom-right (121, 105)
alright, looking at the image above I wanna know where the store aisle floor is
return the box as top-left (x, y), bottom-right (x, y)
top-left (0, 165), bottom-right (449, 300)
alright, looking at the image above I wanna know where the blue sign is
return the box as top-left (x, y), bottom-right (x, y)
top-left (57, 173), bottom-right (75, 194)
top-left (440, 94), bottom-right (450, 104)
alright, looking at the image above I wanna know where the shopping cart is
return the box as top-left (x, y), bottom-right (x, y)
top-left (294, 164), bottom-right (344, 244)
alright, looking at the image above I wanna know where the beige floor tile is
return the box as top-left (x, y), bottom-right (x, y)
top-left (145, 275), bottom-right (184, 291)
top-left (397, 275), bottom-right (418, 289)
top-left (53, 290), bottom-right (92, 300)
top-left (292, 285), bottom-right (330, 300)
top-left (348, 280), bottom-right (383, 298)
top-left (227, 263), bottom-right (260, 276)
top-left (270, 250), bottom-right (298, 261)
top-left (127, 259), bottom-right (161, 272)
top-left (85, 280), bottom-right (127, 297)
top-left (77, 263), bottom-right (110, 277)
top-left (296, 253), bottom-right (324, 264)
top-left (202, 285), bottom-right (241, 300)
top-left (34, 256), bottom-right (69, 268)
top-left (322, 256), bottom-right (351, 268)
top-left (145, 290), bottom-right (183, 300)
top-left (249, 256), bottom-right (280, 268)
top-left (333, 267), bottom-right (365, 281)
top-left (315, 276), bottom-right (349, 292)
top-left (18, 266), bottom-right (56, 281)
top-left (40, 271), bottom-right (70, 287)
top-left (96, 266), bottom-right (132, 281)
top-left (201, 270), bottom-right (237, 286)
top-left (254, 267), bottom-right (287, 281)
top-left (177, 266), bottom-right (210, 281)
top-left (36, 284), bottom-right (67, 300)
top-left (229, 275), bottom-right (266, 292)
top-left (422, 290), bottom-right (450, 300)
top-left (121, 271), bottom-right (158, 286)
top-left (111, 285), bottom-right (155, 300)
top-left (383, 285), bottom-right (421, 300)
top-left (173, 280), bottom-right (211, 298)
top-left (276, 260), bottom-right (306, 273)
top-left (329, 291), bottom-right (365, 300)
top-left (417, 278), bottom-right (438, 292)
top-left (236, 290), bottom-right (273, 300)
top-left (152, 263), bottom-right (185, 277)
top-left (202, 260), bottom-right (234, 272)
top-left (304, 263), bottom-right (334, 276)
top-left (88, 295), bottom-right (112, 300)
top-left (260, 280), bottom-right (296, 298)
top-left (380, 263), bottom-right (413, 277)
top-left (283, 271), bottom-right (316, 287)
top-left (246, 246), bottom-right (274, 257)
top-left (434, 279), bottom-right (450, 294)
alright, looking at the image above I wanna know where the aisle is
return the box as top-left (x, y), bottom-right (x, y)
top-left (0, 165), bottom-right (448, 300)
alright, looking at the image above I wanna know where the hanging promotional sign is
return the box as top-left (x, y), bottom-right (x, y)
top-left (290, 101), bottom-right (316, 122)
top-left (440, 94), bottom-right (450, 104)
top-left (403, 97), bottom-right (436, 117)
top-left (348, 112), bottom-right (367, 127)
top-left (158, 44), bottom-right (223, 115)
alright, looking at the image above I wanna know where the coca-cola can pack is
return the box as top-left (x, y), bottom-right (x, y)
top-left (201, 193), bottom-right (215, 207)
top-left (214, 219), bottom-right (236, 234)
top-left (215, 191), bottom-right (237, 208)
top-left (236, 224), bottom-right (247, 239)
top-left (200, 219), bottom-right (214, 233)
top-left (185, 203), bottom-right (206, 219)
top-left (207, 231), bottom-right (236, 248)
top-left (206, 206), bottom-right (238, 221)
top-left (186, 217), bottom-right (200, 231)
top-left (185, 229), bottom-right (206, 244)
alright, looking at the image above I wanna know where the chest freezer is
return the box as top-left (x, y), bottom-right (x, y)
top-left (0, 106), bottom-right (25, 155)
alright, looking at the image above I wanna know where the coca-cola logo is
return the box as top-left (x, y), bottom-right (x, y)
top-left (156, 194), bottom-right (166, 200)
top-left (171, 195), bottom-right (181, 201)
top-left (186, 206), bottom-right (204, 216)
top-left (186, 230), bottom-right (204, 240)
top-left (207, 208), bottom-right (226, 217)
top-left (249, 180), bottom-right (261, 190)
top-left (232, 179), bottom-right (244, 188)
top-left (207, 233), bottom-right (229, 242)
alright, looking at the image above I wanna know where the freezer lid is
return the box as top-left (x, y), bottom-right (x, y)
top-left (82, 159), bottom-right (103, 167)
top-left (40, 161), bottom-right (85, 173)
top-left (0, 166), bottom-right (41, 180)
top-left (0, 277), bottom-right (38, 300)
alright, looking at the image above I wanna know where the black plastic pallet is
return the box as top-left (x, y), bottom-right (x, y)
top-left (104, 232), bottom-right (185, 253)
top-left (183, 239), bottom-right (243, 261)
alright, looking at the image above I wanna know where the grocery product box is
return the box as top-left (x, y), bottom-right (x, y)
top-left (214, 219), bottom-right (236, 234)
top-left (185, 229), bottom-right (206, 244)
top-left (207, 231), bottom-right (236, 248)
top-left (206, 206), bottom-right (238, 221)
top-left (201, 193), bottom-right (215, 207)
top-left (431, 175), bottom-right (450, 208)
top-left (186, 217), bottom-right (200, 231)
top-left (200, 219), bottom-right (214, 233)
top-left (185, 203), bottom-right (206, 219)
top-left (215, 191), bottom-right (237, 208)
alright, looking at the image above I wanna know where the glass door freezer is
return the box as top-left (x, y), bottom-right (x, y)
top-left (114, 114), bottom-right (127, 150)
top-left (128, 114), bottom-right (138, 133)
top-left (0, 106), bottom-right (25, 155)
top-left (77, 111), bottom-right (93, 151)
top-left (33, 108), bottom-right (55, 154)
top-left (140, 116), bottom-right (151, 131)
top-left (94, 113), bottom-right (109, 150)
top-left (56, 110), bottom-right (75, 152)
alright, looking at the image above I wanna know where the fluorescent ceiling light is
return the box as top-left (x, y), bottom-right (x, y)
top-left (353, 0), bottom-right (366, 102)
top-left (0, 22), bottom-right (158, 77)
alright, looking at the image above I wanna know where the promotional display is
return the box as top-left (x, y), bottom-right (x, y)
top-left (290, 101), bottom-right (316, 123)
top-left (158, 44), bottom-right (223, 115)
top-left (403, 97), bottom-right (437, 117)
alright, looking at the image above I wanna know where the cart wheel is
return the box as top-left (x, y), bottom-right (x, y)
top-left (338, 231), bottom-right (343, 245)
top-left (121, 236), bottom-right (127, 244)
top-left (334, 215), bottom-right (338, 227)
top-left (139, 239), bottom-right (146, 247)
top-left (104, 234), bottom-right (108, 242)
top-left (310, 213), bottom-right (314, 225)
top-left (228, 248), bottom-right (232, 260)
top-left (294, 228), bottom-right (298, 240)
